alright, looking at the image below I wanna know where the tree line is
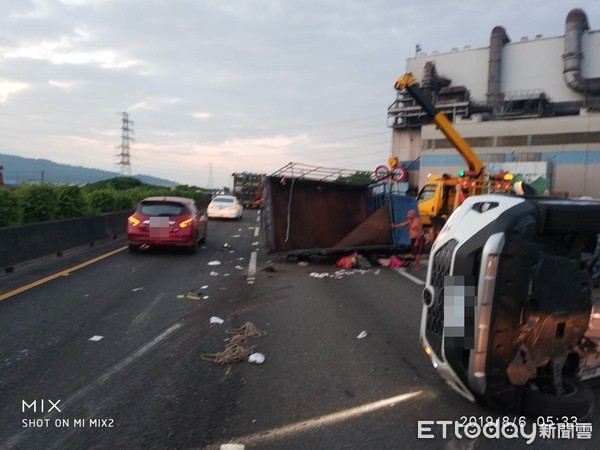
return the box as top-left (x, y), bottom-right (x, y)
top-left (0, 177), bottom-right (210, 227)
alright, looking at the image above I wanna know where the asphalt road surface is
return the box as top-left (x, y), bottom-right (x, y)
top-left (0, 209), bottom-right (598, 449)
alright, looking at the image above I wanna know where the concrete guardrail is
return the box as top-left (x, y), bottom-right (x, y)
top-left (0, 210), bottom-right (133, 271)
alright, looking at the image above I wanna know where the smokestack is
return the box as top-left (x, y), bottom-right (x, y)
top-left (563, 9), bottom-right (600, 95)
top-left (487, 26), bottom-right (510, 114)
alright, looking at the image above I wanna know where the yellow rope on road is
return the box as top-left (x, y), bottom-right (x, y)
top-left (201, 321), bottom-right (266, 365)
top-left (226, 321), bottom-right (268, 338)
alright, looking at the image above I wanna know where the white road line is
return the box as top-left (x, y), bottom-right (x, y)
top-left (98, 322), bottom-right (182, 384)
top-left (247, 251), bottom-right (257, 284)
top-left (4, 322), bottom-right (183, 448)
top-left (254, 227), bottom-right (259, 237)
top-left (395, 268), bottom-right (425, 285)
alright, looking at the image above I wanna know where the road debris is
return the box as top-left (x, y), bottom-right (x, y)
top-left (131, 287), bottom-right (144, 292)
top-left (248, 353), bottom-right (266, 364)
top-left (201, 321), bottom-right (268, 365)
top-left (297, 261), bottom-right (309, 267)
top-left (210, 316), bottom-right (224, 325)
top-left (309, 272), bottom-right (330, 278)
top-left (235, 265), bottom-right (245, 270)
top-left (357, 330), bottom-right (368, 339)
top-left (210, 271), bottom-right (219, 277)
top-left (208, 261), bottom-right (222, 266)
top-left (186, 289), bottom-right (203, 300)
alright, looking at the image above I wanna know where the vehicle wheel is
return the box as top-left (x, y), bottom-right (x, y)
top-left (188, 235), bottom-right (198, 254)
top-left (128, 244), bottom-right (139, 253)
top-left (521, 378), bottom-right (594, 421)
top-left (199, 229), bottom-right (207, 244)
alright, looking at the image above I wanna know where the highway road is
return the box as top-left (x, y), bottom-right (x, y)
top-left (0, 209), bottom-right (598, 449)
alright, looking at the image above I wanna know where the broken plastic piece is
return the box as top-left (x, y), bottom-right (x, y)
top-left (132, 287), bottom-right (144, 292)
top-left (248, 353), bottom-right (265, 364)
top-left (208, 261), bottom-right (222, 266)
top-left (210, 316), bottom-right (224, 324)
top-left (357, 330), bottom-right (368, 339)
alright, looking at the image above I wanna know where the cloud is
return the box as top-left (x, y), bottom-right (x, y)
top-left (192, 112), bottom-right (212, 120)
top-left (48, 79), bottom-right (76, 89)
top-left (0, 79), bottom-right (30, 102)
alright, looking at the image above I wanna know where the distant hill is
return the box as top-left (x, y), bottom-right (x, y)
top-left (0, 153), bottom-right (178, 187)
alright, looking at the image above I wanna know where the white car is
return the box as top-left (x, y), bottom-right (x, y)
top-left (420, 194), bottom-right (600, 419)
top-left (207, 195), bottom-right (243, 220)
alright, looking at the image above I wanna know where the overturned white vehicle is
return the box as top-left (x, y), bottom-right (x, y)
top-left (421, 194), bottom-right (600, 419)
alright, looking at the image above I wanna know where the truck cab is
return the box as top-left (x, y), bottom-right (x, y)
top-left (417, 174), bottom-right (461, 226)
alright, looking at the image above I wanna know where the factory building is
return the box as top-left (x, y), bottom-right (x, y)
top-left (388, 8), bottom-right (600, 198)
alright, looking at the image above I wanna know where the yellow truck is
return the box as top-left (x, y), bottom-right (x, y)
top-left (394, 73), bottom-right (511, 229)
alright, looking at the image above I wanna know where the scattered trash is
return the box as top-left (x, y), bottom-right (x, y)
top-left (248, 353), bottom-right (266, 364)
top-left (210, 271), bottom-right (219, 277)
top-left (235, 265), bottom-right (245, 270)
top-left (201, 285), bottom-right (208, 289)
top-left (237, 257), bottom-right (245, 261)
top-left (336, 253), bottom-right (358, 269)
top-left (231, 235), bottom-right (241, 238)
top-left (187, 290), bottom-right (202, 300)
top-left (208, 261), bottom-right (222, 266)
top-left (297, 261), bottom-right (309, 267)
top-left (378, 258), bottom-right (391, 267)
top-left (251, 241), bottom-right (259, 246)
top-left (89, 335), bottom-right (104, 342)
top-left (132, 287), bottom-right (144, 292)
top-left (203, 295), bottom-right (209, 300)
top-left (223, 273), bottom-right (231, 277)
top-left (374, 269), bottom-right (381, 275)
top-left (310, 272), bottom-right (330, 278)
top-left (357, 330), bottom-right (368, 339)
top-left (356, 255), bottom-right (372, 269)
top-left (210, 316), bottom-right (224, 324)
top-left (389, 255), bottom-right (407, 269)
top-left (223, 243), bottom-right (232, 249)
top-left (176, 294), bottom-right (185, 299)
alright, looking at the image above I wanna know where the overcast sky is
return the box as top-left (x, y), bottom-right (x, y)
top-left (1, 0), bottom-right (599, 188)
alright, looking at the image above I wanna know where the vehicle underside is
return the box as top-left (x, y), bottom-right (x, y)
top-left (421, 194), bottom-right (600, 419)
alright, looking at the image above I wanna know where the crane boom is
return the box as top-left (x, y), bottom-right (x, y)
top-left (394, 73), bottom-right (484, 177)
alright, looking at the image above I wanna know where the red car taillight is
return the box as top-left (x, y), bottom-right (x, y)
top-left (128, 215), bottom-right (141, 227)
top-left (179, 218), bottom-right (194, 228)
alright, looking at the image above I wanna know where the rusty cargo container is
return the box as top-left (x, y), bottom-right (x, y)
top-left (261, 164), bottom-right (417, 256)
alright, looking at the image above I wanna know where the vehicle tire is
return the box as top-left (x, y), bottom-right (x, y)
top-left (199, 229), bottom-right (207, 244)
top-left (521, 378), bottom-right (594, 421)
top-left (128, 244), bottom-right (139, 253)
top-left (188, 234), bottom-right (198, 254)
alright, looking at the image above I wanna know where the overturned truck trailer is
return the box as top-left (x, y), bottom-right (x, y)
top-left (261, 163), bottom-right (417, 257)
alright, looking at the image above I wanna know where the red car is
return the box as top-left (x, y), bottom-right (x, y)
top-left (127, 196), bottom-right (207, 253)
